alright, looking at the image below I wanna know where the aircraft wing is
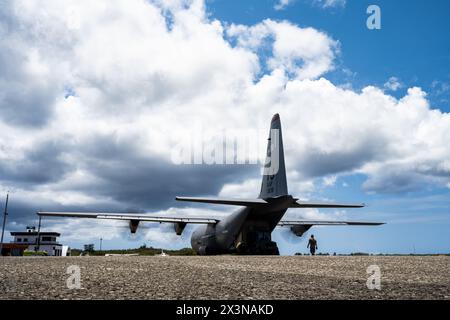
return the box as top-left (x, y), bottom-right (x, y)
top-left (278, 219), bottom-right (384, 237)
top-left (278, 220), bottom-right (384, 226)
top-left (37, 211), bottom-right (219, 224)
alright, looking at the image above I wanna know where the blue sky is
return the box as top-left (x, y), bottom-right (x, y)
top-left (1, 0), bottom-right (449, 255)
top-left (209, 0), bottom-right (450, 108)
top-left (201, 0), bottom-right (450, 254)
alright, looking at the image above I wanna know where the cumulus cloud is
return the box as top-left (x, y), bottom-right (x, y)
top-left (227, 19), bottom-right (338, 79)
top-left (1, 0), bottom-right (450, 244)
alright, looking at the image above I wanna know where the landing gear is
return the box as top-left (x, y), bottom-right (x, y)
top-left (265, 241), bottom-right (279, 255)
top-left (235, 240), bottom-right (280, 255)
top-left (234, 226), bottom-right (281, 255)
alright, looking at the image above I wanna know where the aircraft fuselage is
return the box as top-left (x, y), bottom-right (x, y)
top-left (191, 196), bottom-right (294, 255)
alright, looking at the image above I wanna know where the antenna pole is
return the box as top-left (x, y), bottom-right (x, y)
top-left (36, 215), bottom-right (42, 252)
top-left (0, 193), bottom-right (9, 256)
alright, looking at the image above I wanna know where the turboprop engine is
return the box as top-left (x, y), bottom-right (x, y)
top-left (174, 222), bottom-right (187, 235)
top-left (290, 225), bottom-right (312, 237)
top-left (129, 220), bottom-right (140, 233)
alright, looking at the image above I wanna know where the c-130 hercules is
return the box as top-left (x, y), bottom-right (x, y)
top-left (37, 114), bottom-right (384, 255)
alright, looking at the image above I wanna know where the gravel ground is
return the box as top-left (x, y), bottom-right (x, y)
top-left (0, 256), bottom-right (449, 300)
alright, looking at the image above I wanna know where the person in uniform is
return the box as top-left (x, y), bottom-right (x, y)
top-left (307, 234), bottom-right (318, 255)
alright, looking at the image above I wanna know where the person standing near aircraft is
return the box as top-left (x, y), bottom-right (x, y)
top-left (307, 235), bottom-right (318, 255)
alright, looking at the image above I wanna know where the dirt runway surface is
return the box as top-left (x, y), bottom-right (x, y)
top-left (0, 255), bottom-right (449, 300)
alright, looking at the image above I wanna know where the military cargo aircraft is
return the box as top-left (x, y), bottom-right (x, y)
top-left (37, 114), bottom-right (384, 255)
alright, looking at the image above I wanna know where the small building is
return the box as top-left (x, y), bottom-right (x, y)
top-left (0, 244), bottom-right (29, 256)
top-left (10, 231), bottom-right (70, 256)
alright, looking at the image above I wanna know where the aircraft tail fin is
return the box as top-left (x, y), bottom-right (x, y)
top-left (259, 114), bottom-right (288, 199)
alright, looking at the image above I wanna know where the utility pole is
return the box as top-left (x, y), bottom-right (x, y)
top-left (100, 238), bottom-right (103, 251)
top-left (0, 193), bottom-right (9, 256)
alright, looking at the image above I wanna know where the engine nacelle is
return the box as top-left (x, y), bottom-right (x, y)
top-left (197, 246), bottom-right (208, 255)
top-left (174, 222), bottom-right (187, 236)
top-left (197, 245), bottom-right (219, 255)
top-left (129, 220), bottom-right (140, 233)
top-left (191, 224), bottom-right (219, 255)
top-left (290, 224), bottom-right (312, 237)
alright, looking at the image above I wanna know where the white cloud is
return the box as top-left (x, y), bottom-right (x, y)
top-left (275, 0), bottom-right (345, 10)
top-left (44, 218), bottom-right (126, 243)
top-left (274, 0), bottom-right (293, 11)
top-left (283, 207), bottom-right (347, 223)
top-left (1, 0), bottom-right (450, 240)
top-left (227, 19), bottom-right (338, 79)
top-left (384, 76), bottom-right (403, 92)
top-left (322, 175), bottom-right (337, 187)
top-left (313, 0), bottom-right (346, 8)
top-left (219, 179), bottom-right (260, 198)
top-left (218, 172), bottom-right (317, 201)
top-left (430, 80), bottom-right (450, 104)
top-left (431, 80), bottom-right (450, 95)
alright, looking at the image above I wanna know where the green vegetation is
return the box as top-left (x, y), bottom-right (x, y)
top-left (23, 251), bottom-right (48, 256)
top-left (70, 246), bottom-right (196, 256)
top-left (350, 252), bottom-right (370, 256)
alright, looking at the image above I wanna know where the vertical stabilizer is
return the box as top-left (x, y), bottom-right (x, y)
top-left (259, 114), bottom-right (288, 199)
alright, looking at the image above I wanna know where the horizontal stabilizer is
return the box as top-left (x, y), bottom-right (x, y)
top-left (175, 197), bottom-right (268, 207)
top-left (278, 220), bottom-right (384, 226)
top-left (291, 200), bottom-right (365, 208)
